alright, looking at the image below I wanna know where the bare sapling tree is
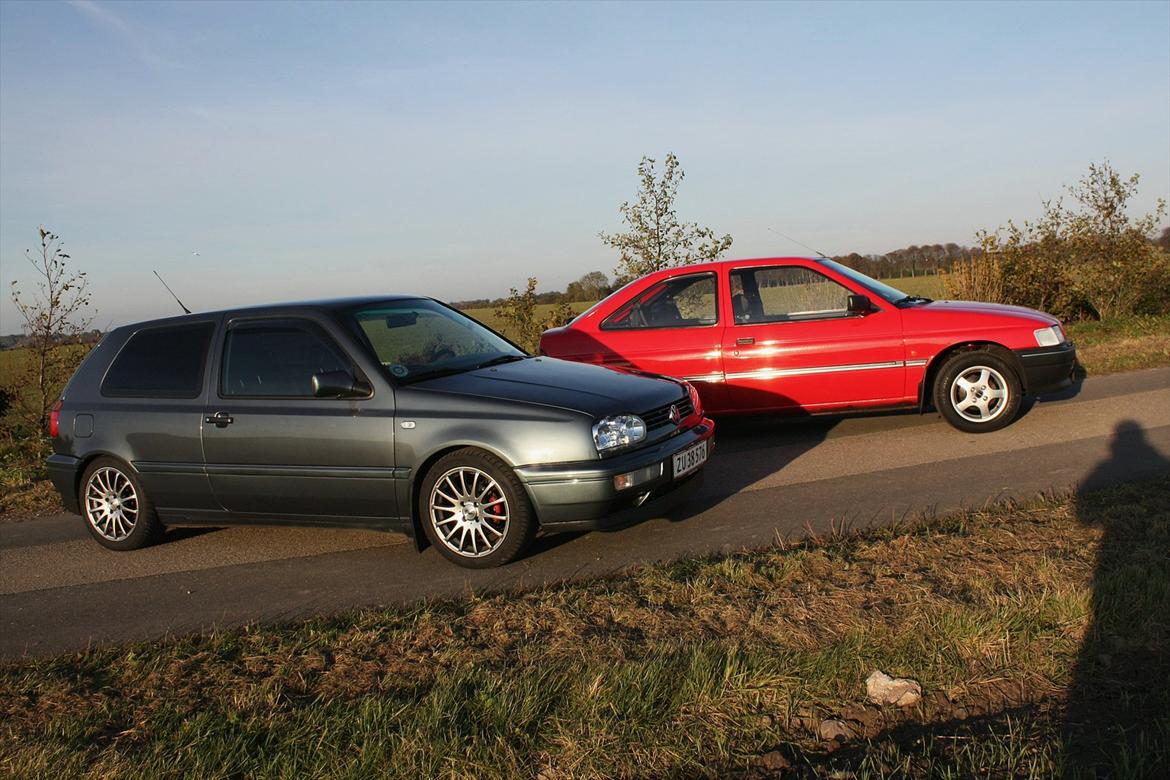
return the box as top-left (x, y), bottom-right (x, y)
top-left (600, 153), bottom-right (733, 283)
top-left (8, 226), bottom-right (93, 446)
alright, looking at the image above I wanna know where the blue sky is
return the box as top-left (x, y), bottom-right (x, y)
top-left (2, 0), bottom-right (1168, 329)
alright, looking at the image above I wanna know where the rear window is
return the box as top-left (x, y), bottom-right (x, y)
top-left (101, 322), bottom-right (215, 398)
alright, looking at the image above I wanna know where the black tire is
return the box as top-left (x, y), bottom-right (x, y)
top-left (79, 456), bottom-right (163, 550)
top-left (418, 448), bottom-right (535, 568)
top-left (932, 350), bottom-right (1023, 433)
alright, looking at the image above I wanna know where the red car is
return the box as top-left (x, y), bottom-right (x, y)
top-left (539, 257), bottom-right (1077, 432)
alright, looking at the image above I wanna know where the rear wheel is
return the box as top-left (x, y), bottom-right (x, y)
top-left (80, 457), bottom-right (163, 550)
top-left (419, 448), bottom-right (536, 568)
top-left (933, 351), bottom-right (1022, 433)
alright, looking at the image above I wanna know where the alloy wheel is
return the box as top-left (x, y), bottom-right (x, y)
top-left (84, 466), bottom-right (140, 541)
top-left (949, 365), bottom-right (1009, 423)
top-left (428, 466), bottom-right (510, 558)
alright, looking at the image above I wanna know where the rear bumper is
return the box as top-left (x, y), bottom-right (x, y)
top-left (46, 453), bottom-right (83, 514)
top-left (517, 418), bottom-right (715, 531)
top-left (1015, 342), bottom-right (1077, 394)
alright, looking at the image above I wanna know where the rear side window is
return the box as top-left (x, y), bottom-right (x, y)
top-left (101, 322), bottom-right (216, 398)
top-left (601, 272), bottom-right (718, 330)
top-left (221, 322), bottom-right (352, 398)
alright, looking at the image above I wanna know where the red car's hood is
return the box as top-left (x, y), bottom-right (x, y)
top-left (909, 299), bottom-right (1059, 326)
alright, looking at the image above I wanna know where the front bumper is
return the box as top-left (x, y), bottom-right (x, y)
top-left (46, 453), bottom-right (83, 514)
top-left (1015, 341), bottom-right (1077, 394)
top-left (517, 418), bottom-right (715, 531)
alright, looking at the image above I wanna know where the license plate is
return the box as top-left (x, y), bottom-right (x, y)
top-left (672, 440), bottom-right (708, 478)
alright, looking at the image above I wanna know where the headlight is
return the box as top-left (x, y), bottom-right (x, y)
top-left (1033, 325), bottom-right (1064, 347)
top-left (593, 414), bottom-right (646, 452)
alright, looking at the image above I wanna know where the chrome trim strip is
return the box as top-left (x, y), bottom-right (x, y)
top-left (725, 360), bottom-right (905, 382)
top-left (685, 360), bottom-right (915, 384)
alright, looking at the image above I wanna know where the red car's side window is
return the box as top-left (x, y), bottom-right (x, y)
top-left (730, 266), bottom-right (852, 325)
top-left (601, 272), bottom-right (719, 330)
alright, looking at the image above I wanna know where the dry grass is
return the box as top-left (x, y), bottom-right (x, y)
top-left (2, 478), bottom-right (1167, 778)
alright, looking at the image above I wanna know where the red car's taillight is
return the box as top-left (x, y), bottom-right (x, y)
top-left (49, 400), bottom-right (62, 438)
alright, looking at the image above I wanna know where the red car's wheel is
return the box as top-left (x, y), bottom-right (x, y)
top-left (932, 351), bottom-right (1022, 433)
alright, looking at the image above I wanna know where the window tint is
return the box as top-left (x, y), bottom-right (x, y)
top-left (222, 322), bottom-right (352, 397)
top-left (602, 273), bottom-right (718, 330)
top-left (730, 266), bottom-right (851, 324)
top-left (102, 322), bottom-right (215, 398)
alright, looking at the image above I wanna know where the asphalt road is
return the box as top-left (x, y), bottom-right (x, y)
top-left (3, 367), bottom-right (1168, 658)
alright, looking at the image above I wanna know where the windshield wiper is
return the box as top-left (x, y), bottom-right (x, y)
top-left (895, 295), bottom-right (933, 305)
top-left (475, 354), bottom-right (528, 369)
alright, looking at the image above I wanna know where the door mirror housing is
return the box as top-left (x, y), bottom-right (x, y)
top-left (847, 294), bottom-right (874, 315)
top-left (312, 370), bottom-right (371, 398)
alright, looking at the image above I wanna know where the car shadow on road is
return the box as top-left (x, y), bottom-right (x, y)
top-left (1016, 371), bottom-right (1085, 420)
top-left (1061, 420), bottom-right (1170, 776)
top-left (518, 401), bottom-right (842, 562)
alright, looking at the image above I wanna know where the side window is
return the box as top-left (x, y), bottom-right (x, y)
top-left (102, 322), bottom-right (215, 398)
top-left (221, 321), bottom-right (353, 398)
top-left (601, 273), bottom-right (718, 330)
top-left (730, 266), bottom-right (851, 324)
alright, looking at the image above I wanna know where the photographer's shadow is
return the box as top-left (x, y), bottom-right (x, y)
top-left (1062, 420), bottom-right (1170, 776)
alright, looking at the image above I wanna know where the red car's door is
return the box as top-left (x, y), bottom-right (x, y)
top-left (582, 269), bottom-right (728, 408)
top-left (720, 262), bottom-right (907, 411)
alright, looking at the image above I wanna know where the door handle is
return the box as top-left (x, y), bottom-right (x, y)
top-left (205, 412), bottom-right (234, 428)
top-left (736, 337), bottom-right (755, 346)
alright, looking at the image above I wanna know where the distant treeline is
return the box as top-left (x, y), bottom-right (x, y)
top-left (830, 243), bottom-right (984, 279)
top-left (0, 329), bottom-right (104, 351)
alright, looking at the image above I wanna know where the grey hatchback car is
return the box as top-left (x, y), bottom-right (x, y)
top-left (47, 297), bottom-right (715, 567)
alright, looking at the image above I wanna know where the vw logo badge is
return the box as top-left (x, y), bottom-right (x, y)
top-left (668, 404), bottom-right (680, 424)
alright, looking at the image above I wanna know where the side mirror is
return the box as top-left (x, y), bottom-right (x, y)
top-left (312, 370), bottom-right (371, 398)
top-left (847, 294), bottom-right (874, 315)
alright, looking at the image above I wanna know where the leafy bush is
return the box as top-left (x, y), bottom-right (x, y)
top-left (944, 162), bottom-right (1168, 320)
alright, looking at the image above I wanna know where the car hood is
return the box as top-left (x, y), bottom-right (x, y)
top-left (908, 300), bottom-right (1059, 326)
top-left (417, 356), bottom-right (684, 418)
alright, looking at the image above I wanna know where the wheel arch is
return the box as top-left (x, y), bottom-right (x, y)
top-left (918, 341), bottom-right (1025, 412)
top-left (73, 450), bottom-right (136, 505)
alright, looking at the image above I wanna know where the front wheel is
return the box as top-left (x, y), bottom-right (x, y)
top-left (932, 351), bottom-right (1022, 433)
top-left (419, 448), bottom-right (536, 568)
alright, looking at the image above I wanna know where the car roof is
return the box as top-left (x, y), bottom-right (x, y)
top-left (661, 256), bottom-right (824, 275)
top-left (112, 295), bottom-right (431, 332)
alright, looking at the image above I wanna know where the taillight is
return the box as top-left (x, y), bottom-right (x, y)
top-left (49, 400), bottom-right (62, 438)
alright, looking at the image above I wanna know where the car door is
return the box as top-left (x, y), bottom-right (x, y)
top-left (201, 315), bottom-right (398, 521)
top-left (721, 262), bottom-right (906, 411)
top-left (588, 270), bottom-right (728, 409)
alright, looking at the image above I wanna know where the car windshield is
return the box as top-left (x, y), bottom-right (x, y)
top-left (347, 299), bottom-right (525, 384)
top-left (815, 258), bottom-right (914, 304)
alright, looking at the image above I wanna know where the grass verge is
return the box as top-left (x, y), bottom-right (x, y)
top-left (2, 478), bottom-right (1167, 778)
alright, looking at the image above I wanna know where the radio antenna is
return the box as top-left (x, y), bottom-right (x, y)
top-left (153, 270), bottom-right (191, 314)
top-left (767, 227), bottom-right (830, 259)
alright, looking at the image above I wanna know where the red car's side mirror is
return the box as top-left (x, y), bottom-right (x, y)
top-left (847, 294), bottom-right (874, 315)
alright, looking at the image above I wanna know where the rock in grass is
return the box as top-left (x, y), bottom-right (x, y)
top-left (756, 750), bottom-right (790, 770)
top-left (865, 670), bottom-right (923, 707)
top-left (817, 718), bottom-right (858, 742)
